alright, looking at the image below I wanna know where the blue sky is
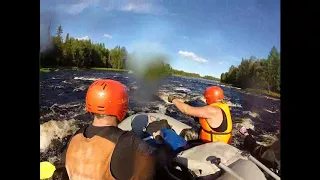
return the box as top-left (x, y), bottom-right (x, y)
top-left (40, 0), bottom-right (280, 78)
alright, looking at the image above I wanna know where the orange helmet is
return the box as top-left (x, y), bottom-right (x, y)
top-left (85, 79), bottom-right (129, 122)
top-left (204, 86), bottom-right (224, 104)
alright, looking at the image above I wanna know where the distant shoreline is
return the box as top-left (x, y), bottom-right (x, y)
top-left (40, 67), bottom-right (280, 99)
top-left (40, 67), bottom-right (218, 80)
top-left (244, 88), bottom-right (280, 99)
top-left (40, 67), bottom-right (129, 73)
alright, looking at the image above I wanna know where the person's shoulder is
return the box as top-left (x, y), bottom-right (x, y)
top-left (94, 126), bottom-right (126, 143)
top-left (206, 104), bottom-right (224, 115)
top-left (72, 125), bottom-right (89, 137)
top-left (117, 130), bottom-right (136, 143)
top-left (118, 130), bottom-right (143, 145)
top-left (118, 131), bottom-right (156, 155)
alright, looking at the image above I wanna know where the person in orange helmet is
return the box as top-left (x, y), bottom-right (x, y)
top-left (61, 79), bottom-right (156, 180)
top-left (169, 86), bottom-right (233, 144)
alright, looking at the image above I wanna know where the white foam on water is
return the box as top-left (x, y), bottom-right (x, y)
top-left (62, 80), bottom-right (72, 84)
top-left (263, 108), bottom-right (277, 114)
top-left (54, 85), bottom-right (64, 89)
top-left (52, 102), bottom-right (82, 108)
top-left (158, 90), bottom-right (172, 103)
top-left (226, 101), bottom-right (242, 108)
top-left (74, 77), bottom-right (100, 81)
top-left (156, 104), bottom-right (167, 114)
top-left (187, 95), bottom-right (206, 103)
top-left (257, 134), bottom-right (278, 146)
top-left (40, 119), bottom-right (79, 152)
top-left (243, 111), bottom-right (260, 118)
top-left (131, 85), bottom-right (139, 90)
top-left (73, 85), bottom-right (88, 92)
top-left (263, 96), bottom-right (279, 101)
top-left (49, 102), bottom-right (85, 115)
top-left (40, 111), bottom-right (55, 120)
top-left (199, 96), bottom-right (206, 103)
top-left (158, 90), bottom-right (188, 104)
top-left (48, 156), bottom-right (59, 164)
top-left (174, 87), bottom-right (191, 92)
top-left (236, 118), bottom-right (255, 130)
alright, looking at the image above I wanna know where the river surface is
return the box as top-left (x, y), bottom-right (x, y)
top-left (40, 70), bottom-right (280, 173)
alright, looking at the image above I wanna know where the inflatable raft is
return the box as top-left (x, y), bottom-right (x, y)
top-left (119, 113), bottom-right (280, 180)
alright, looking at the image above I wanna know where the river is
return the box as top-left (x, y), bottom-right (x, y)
top-left (40, 70), bottom-right (280, 170)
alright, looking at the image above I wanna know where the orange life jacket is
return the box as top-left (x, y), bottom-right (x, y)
top-left (65, 127), bottom-right (155, 180)
top-left (66, 133), bottom-right (117, 180)
top-left (199, 102), bottom-right (233, 144)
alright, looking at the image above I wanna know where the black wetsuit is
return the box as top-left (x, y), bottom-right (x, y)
top-left (244, 134), bottom-right (281, 175)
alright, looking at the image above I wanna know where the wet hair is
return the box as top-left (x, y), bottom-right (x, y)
top-left (179, 128), bottom-right (199, 141)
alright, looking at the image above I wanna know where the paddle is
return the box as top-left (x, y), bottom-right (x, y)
top-left (206, 156), bottom-right (245, 180)
top-left (248, 155), bottom-right (280, 180)
top-left (40, 161), bottom-right (56, 179)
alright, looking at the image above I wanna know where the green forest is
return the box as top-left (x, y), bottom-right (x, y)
top-left (40, 25), bottom-right (128, 69)
top-left (40, 25), bottom-right (280, 96)
top-left (220, 47), bottom-right (280, 94)
top-left (40, 25), bottom-right (219, 81)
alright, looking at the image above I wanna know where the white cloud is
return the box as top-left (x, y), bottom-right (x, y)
top-left (121, 3), bottom-right (153, 14)
top-left (54, 0), bottom-right (165, 15)
top-left (103, 33), bottom-right (112, 39)
top-left (57, 0), bottom-right (99, 15)
top-left (218, 61), bottom-right (225, 65)
top-left (104, 0), bottom-right (166, 15)
top-left (178, 50), bottom-right (207, 63)
top-left (76, 36), bottom-right (89, 40)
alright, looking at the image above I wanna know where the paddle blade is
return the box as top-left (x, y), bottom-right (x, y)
top-left (40, 161), bottom-right (56, 179)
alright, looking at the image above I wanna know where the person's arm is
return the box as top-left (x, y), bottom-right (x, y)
top-left (172, 99), bottom-right (223, 128)
top-left (243, 134), bottom-right (263, 154)
top-left (151, 129), bottom-right (187, 153)
top-left (159, 129), bottom-right (187, 151)
top-left (244, 135), bottom-right (279, 169)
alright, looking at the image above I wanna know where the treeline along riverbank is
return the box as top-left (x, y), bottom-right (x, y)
top-left (40, 25), bottom-right (280, 98)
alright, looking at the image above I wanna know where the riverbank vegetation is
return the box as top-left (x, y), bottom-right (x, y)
top-left (40, 25), bottom-right (278, 98)
top-left (220, 47), bottom-right (280, 98)
top-left (40, 25), bottom-right (218, 81)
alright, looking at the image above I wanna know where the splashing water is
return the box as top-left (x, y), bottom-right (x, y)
top-left (40, 70), bottom-right (280, 170)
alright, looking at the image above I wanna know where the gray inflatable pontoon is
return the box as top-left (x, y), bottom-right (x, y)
top-left (118, 113), bottom-right (280, 180)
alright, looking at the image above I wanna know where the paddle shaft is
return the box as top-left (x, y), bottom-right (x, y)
top-left (248, 155), bottom-right (280, 180)
top-left (207, 156), bottom-right (244, 180)
top-left (143, 136), bottom-right (154, 141)
top-left (217, 163), bottom-right (245, 180)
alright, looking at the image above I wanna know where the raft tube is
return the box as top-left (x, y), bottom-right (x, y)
top-left (118, 113), bottom-right (191, 135)
top-left (118, 113), bottom-right (272, 180)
